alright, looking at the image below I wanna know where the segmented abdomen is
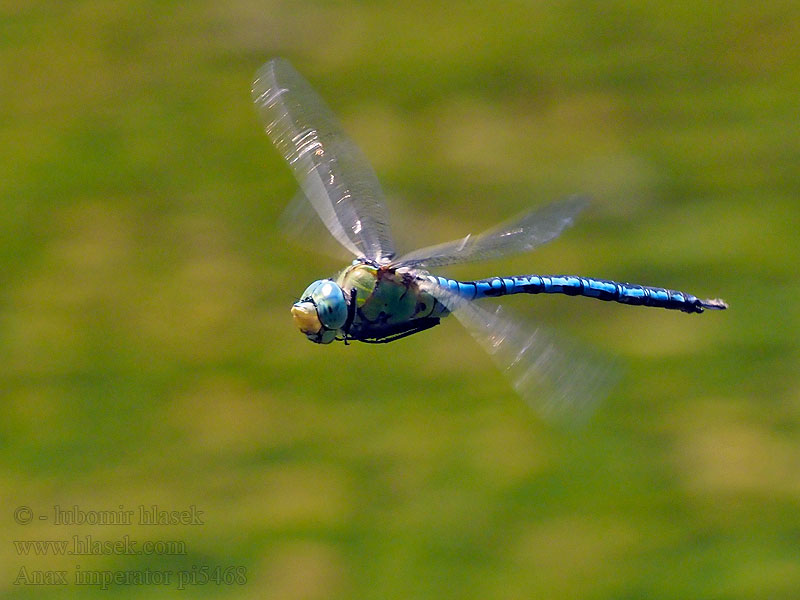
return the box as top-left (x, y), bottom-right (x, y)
top-left (433, 274), bottom-right (726, 314)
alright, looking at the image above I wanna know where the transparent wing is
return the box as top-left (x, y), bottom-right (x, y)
top-left (252, 58), bottom-right (396, 261)
top-left (422, 279), bottom-right (618, 424)
top-left (277, 189), bottom-right (357, 262)
top-left (394, 196), bottom-right (588, 268)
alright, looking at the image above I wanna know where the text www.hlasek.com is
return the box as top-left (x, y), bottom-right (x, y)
top-left (14, 536), bottom-right (185, 556)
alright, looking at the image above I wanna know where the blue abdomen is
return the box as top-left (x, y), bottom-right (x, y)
top-left (433, 274), bottom-right (727, 314)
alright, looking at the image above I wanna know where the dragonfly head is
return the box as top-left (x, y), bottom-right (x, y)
top-left (291, 279), bottom-right (348, 344)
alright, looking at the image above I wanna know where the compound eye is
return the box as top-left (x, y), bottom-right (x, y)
top-left (311, 280), bottom-right (347, 329)
top-left (316, 329), bottom-right (337, 344)
top-left (299, 280), bottom-right (326, 302)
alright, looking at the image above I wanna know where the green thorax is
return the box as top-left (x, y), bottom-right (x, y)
top-left (334, 262), bottom-right (443, 332)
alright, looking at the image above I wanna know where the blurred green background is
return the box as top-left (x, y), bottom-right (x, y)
top-left (1, 1), bottom-right (798, 598)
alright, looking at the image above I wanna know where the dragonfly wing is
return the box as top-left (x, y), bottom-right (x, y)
top-left (253, 58), bottom-right (396, 261)
top-left (395, 196), bottom-right (588, 268)
top-left (277, 189), bottom-right (358, 262)
top-left (422, 279), bottom-right (618, 424)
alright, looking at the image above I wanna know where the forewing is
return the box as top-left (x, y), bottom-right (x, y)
top-left (253, 58), bottom-right (396, 261)
top-left (423, 279), bottom-right (618, 424)
top-left (277, 189), bottom-right (358, 262)
top-left (395, 196), bottom-right (587, 268)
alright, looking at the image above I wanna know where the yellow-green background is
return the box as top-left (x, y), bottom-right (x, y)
top-left (2, 1), bottom-right (798, 598)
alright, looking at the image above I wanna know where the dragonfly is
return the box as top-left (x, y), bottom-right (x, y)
top-left (252, 58), bottom-right (727, 420)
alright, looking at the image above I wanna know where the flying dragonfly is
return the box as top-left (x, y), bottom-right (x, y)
top-left (252, 58), bottom-right (727, 420)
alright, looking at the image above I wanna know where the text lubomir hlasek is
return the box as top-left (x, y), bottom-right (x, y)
top-left (51, 505), bottom-right (204, 526)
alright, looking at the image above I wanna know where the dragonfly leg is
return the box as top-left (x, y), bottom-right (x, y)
top-left (354, 317), bottom-right (441, 344)
top-left (341, 288), bottom-right (358, 345)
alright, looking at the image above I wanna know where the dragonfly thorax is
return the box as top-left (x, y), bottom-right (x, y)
top-left (291, 279), bottom-right (348, 344)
